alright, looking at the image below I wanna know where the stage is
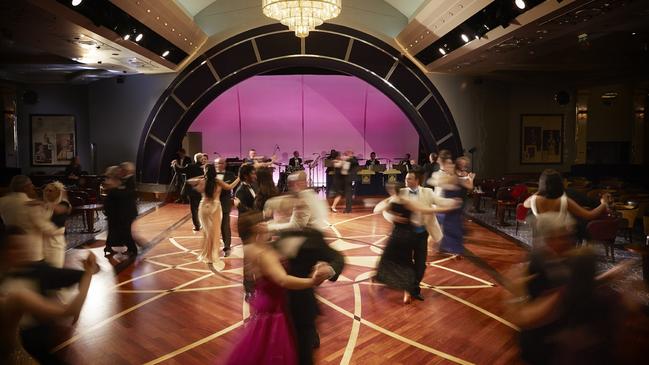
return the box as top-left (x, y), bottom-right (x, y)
top-left (59, 202), bottom-right (529, 364)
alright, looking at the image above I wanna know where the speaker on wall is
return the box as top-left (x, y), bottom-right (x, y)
top-left (22, 90), bottom-right (38, 104)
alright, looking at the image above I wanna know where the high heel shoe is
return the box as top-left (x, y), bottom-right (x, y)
top-left (403, 292), bottom-right (412, 304)
top-left (330, 207), bottom-right (338, 212)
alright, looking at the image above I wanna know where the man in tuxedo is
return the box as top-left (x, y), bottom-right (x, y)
top-left (274, 229), bottom-right (344, 365)
top-left (265, 171), bottom-right (341, 364)
top-left (289, 150), bottom-right (303, 171)
top-left (172, 149), bottom-right (192, 203)
top-left (400, 153), bottom-right (413, 172)
top-left (422, 152), bottom-right (440, 187)
top-left (364, 151), bottom-right (380, 168)
top-left (215, 158), bottom-right (236, 256)
top-left (235, 163), bottom-right (257, 214)
top-left (242, 148), bottom-right (257, 165)
top-left (174, 152), bottom-right (206, 231)
top-left (400, 171), bottom-right (456, 300)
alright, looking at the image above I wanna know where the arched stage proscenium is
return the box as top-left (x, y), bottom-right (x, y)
top-left (137, 24), bottom-right (463, 183)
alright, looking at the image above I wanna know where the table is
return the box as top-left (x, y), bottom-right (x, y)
top-left (73, 204), bottom-right (104, 233)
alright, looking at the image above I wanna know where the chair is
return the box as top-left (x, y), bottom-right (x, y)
top-left (619, 208), bottom-right (639, 244)
top-left (515, 203), bottom-right (530, 235)
top-left (587, 219), bottom-right (621, 262)
top-left (495, 186), bottom-right (516, 225)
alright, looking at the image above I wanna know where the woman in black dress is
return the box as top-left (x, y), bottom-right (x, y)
top-left (373, 182), bottom-right (416, 303)
top-left (330, 151), bottom-right (346, 212)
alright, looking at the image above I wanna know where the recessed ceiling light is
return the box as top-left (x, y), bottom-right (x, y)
top-left (162, 50), bottom-right (170, 57)
top-left (146, 9), bottom-right (151, 13)
top-left (439, 48), bottom-right (446, 55)
top-left (135, 33), bottom-right (143, 42)
top-left (515, 0), bottom-right (526, 10)
top-left (72, 0), bottom-right (82, 6)
top-left (123, 34), bottom-right (130, 40)
top-left (461, 34), bottom-right (469, 43)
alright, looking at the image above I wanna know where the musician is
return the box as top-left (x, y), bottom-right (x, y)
top-left (399, 153), bottom-right (413, 172)
top-left (289, 151), bottom-right (303, 171)
top-left (171, 149), bottom-right (192, 203)
top-left (243, 148), bottom-right (275, 168)
top-left (364, 152), bottom-right (380, 168)
top-left (243, 149), bottom-right (258, 165)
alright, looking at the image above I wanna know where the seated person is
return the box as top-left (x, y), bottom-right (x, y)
top-left (64, 156), bottom-right (83, 182)
top-left (364, 152), bottom-right (380, 168)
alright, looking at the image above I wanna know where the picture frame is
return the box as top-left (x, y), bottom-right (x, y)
top-left (520, 114), bottom-right (563, 164)
top-left (30, 114), bottom-right (76, 166)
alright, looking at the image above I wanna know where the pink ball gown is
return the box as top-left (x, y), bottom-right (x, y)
top-left (224, 275), bottom-right (298, 365)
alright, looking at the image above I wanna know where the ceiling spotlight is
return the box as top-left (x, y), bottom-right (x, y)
top-left (135, 33), bottom-right (143, 42)
top-left (123, 34), bottom-right (130, 41)
top-left (72, 0), bottom-right (83, 6)
top-left (439, 48), bottom-right (447, 55)
top-left (515, 0), bottom-right (526, 10)
top-left (461, 34), bottom-right (470, 43)
top-left (162, 50), bottom-right (170, 57)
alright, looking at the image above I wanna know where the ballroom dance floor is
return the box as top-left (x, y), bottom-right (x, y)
top-left (58, 203), bottom-right (529, 365)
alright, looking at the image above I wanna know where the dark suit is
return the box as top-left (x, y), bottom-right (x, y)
top-left (217, 170), bottom-right (236, 251)
top-left (365, 158), bottom-right (379, 167)
top-left (274, 229), bottom-right (344, 365)
top-left (180, 163), bottom-right (204, 230)
top-left (173, 156), bottom-right (192, 197)
top-left (289, 157), bottom-right (303, 169)
top-left (235, 182), bottom-right (257, 214)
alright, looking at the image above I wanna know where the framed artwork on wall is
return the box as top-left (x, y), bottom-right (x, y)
top-left (520, 114), bottom-right (563, 164)
top-left (30, 115), bottom-right (76, 166)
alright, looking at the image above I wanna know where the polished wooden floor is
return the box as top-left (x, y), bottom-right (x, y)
top-left (59, 203), bottom-right (530, 365)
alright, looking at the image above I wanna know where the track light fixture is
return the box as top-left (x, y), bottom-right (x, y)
top-left (72, 0), bottom-right (83, 6)
top-left (135, 33), bottom-right (143, 42)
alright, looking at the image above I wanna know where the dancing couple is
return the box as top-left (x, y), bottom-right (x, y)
top-left (226, 211), bottom-right (344, 365)
top-left (187, 163), bottom-right (240, 265)
top-left (374, 174), bottom-right (459, 303)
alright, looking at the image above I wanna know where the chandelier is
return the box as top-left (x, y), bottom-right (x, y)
top-left (262, 0), bottom-right (342, 38)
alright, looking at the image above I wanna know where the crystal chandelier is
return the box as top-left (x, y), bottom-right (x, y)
top-left (262, 0), bottom-right (342, 38)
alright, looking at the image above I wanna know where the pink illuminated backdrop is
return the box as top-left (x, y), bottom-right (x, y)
top-left (188, 75), bottom-right (419, 181)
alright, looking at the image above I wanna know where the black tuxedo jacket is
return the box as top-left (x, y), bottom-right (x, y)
top-left (275, 229), bottom-right (344, 326)
top-left (235, 182), bottom-right (257, 213)
top-left (289, 157), bottom-right (303, 168)
top-left (216, 170), bottom-right (236, 212)
top-left (181, 163), bottom-right (204, 197)
top-left (365, 158), bottom-right (379, 167)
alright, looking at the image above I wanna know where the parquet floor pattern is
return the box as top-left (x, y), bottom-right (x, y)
top-left (59, 204), bottom-right (528, 364)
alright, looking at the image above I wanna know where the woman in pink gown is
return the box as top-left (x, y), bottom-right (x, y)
top-left (225, 212), bottom-right (331, 365)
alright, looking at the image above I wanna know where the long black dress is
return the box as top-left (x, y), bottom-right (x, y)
top-left (375, 202), bottom-right (417, 294)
